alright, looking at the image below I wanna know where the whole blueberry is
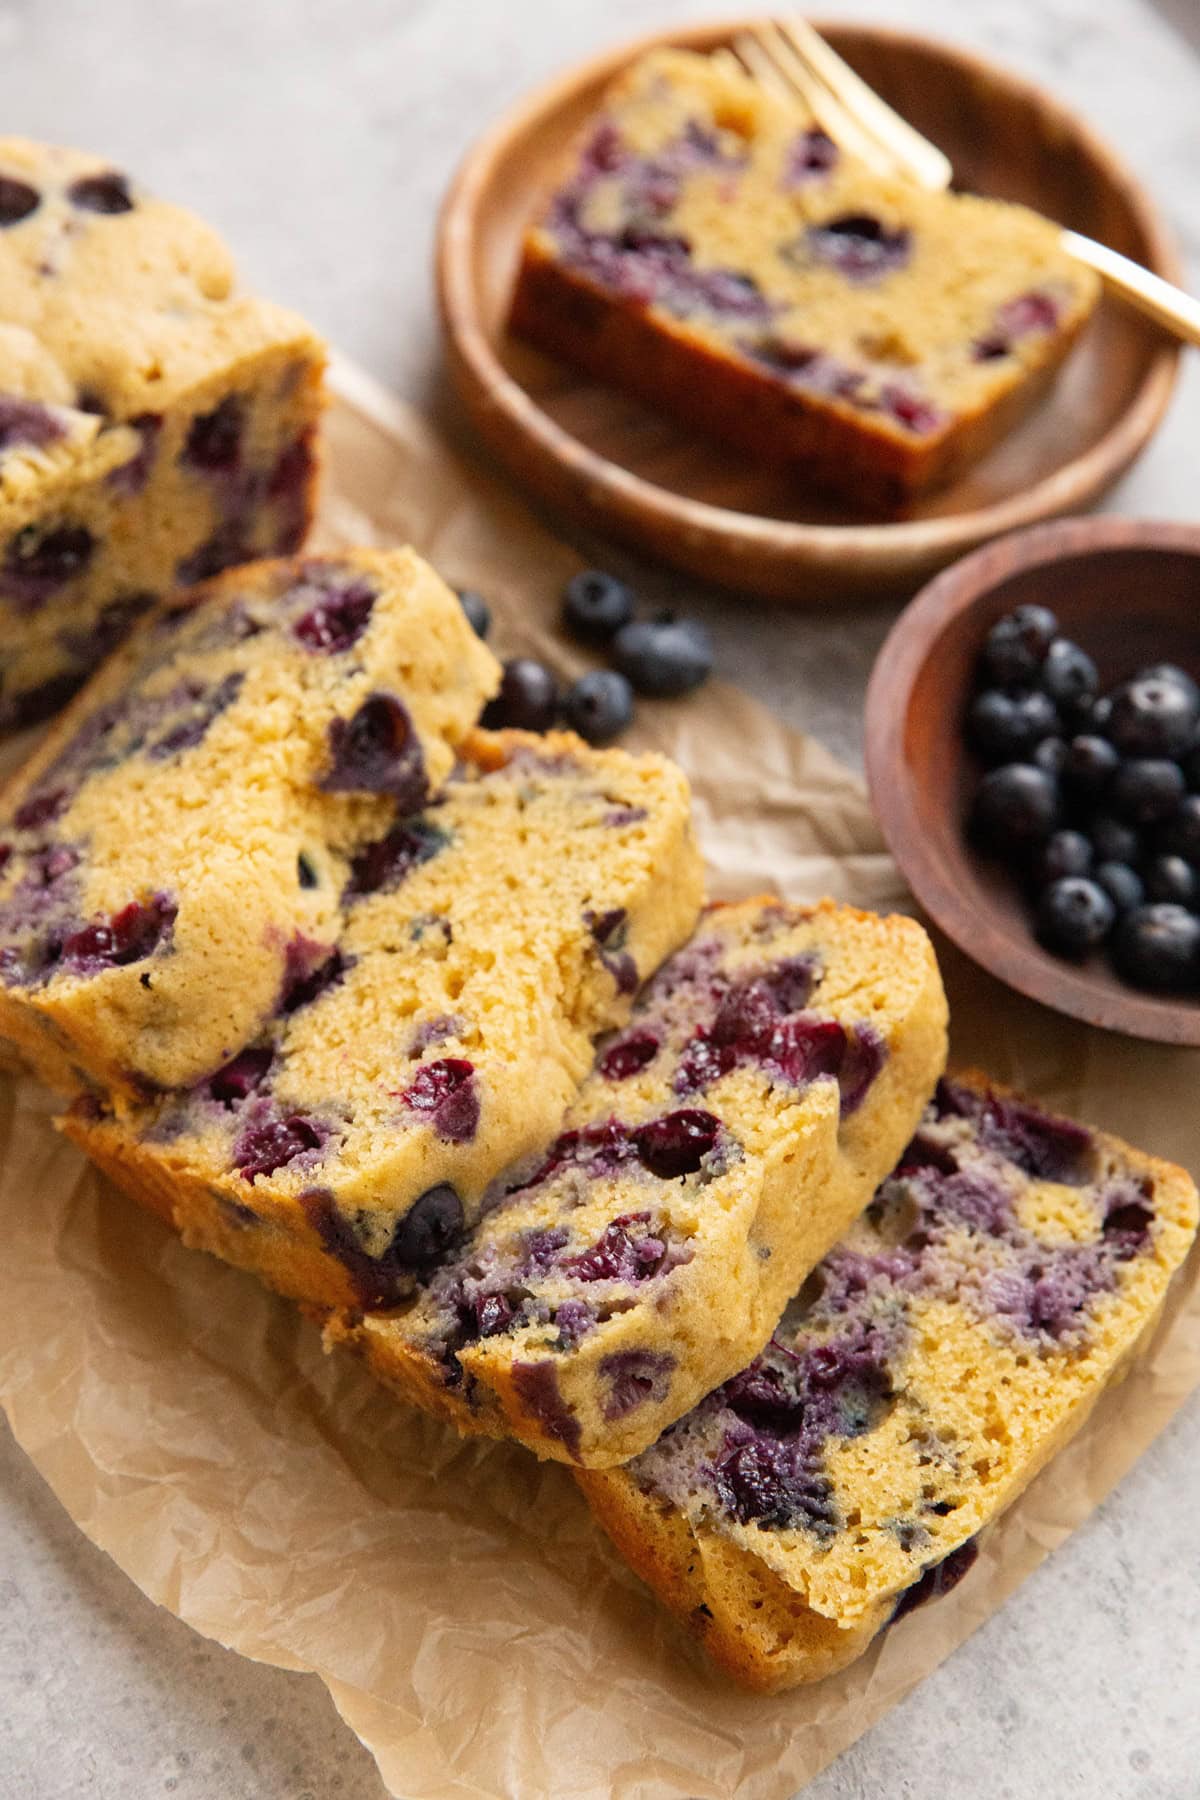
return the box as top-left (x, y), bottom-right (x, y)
top-left (1091, 694), bottom-right (1113, 733)
top-left (1136, 662), bottom-right (1200, 707)
top-left (1036, 829), bottom-right (1093, 885)
top-left (613, 614), bottom-right (713, 698)
top-left (1158, 793), bottom-right (1200, 864)
top-left (968, 689), bottom-right (1060, 765)
top-left (1033, 736), bottom-right (1068, 778)
top-left (1183, 743), bottom-right (1200, 791)
top-left (562, 569), bottom-right (636, 645)
top-left (561, 670), bottom-right (635, 745)
top-left (457, 589), bottom-right (491, 639)
top-left (1062, 733), bottom-right (1119, 803)
top-left (1090, 815), bottom-right (1140, 866)
top-left (971, 763), bottom-right (1059, 854)
top-left (1110, 758), bottom-right (1186, 826)
top-left (981, 604), bottom-right (1059, 686)
top-left (1095, 860), bottom-right (1145, 915)
top-left (1112, 904), bottom-right (1200, 993)
top-left (481, 658), bottom-right (560, 732)
top-left (1039, 639), bottom-right (1098, 716)
top-left (1144, 854), bottom-right (1198, 908)
top-left (1036, 877), bottom-right (1115, 958)
top-left (1106, 675), bottom-right (1200, 759)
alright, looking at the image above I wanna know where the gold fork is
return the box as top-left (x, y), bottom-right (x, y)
top-left (728, 18), bottom-right (1200, 349)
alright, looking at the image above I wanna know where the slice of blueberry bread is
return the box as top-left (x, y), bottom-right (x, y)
top-left (509, 50), bottom-right (1098, 511)
top-left (0, 548), bottom-right (500, 1102)
top-left (0, 136), bottom-right (326, 726)
top-left (62, 730), bottom-right (704, 1309)
top-left (579, 1075), bottom-right (1198, 1689)
top-left (326, 897), bottom-right (948, 1465)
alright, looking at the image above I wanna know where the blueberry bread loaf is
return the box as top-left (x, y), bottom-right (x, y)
top-left (0, 137), bottom-right (326, 726)
top-left (580, 1076), bottom-right (1198, 1689)
top-left (509, 50), bottom-right (1097, 511)
top-left (327, 897), bottom-right (948, 1465)
top-left (62, 731), bottom-right (704, 1310)
top-left (0, 548), bottom-right (500, 1102)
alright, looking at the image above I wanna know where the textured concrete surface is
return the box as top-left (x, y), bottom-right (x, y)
top-left (1, 1), bottom-right (1199, 1795)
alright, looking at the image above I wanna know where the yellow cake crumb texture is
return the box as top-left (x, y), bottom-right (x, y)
top-left (580, 1074), bottom-right (1197, 1688)
top-left (0, 136), bottom-right (327, 726)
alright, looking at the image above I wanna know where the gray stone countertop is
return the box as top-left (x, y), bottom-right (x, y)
top-left (2, 1), bottom-right (1199, 1795)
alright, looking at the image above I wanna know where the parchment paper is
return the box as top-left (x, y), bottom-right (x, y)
top-left (1, 355), bottom-right (1198, 1800)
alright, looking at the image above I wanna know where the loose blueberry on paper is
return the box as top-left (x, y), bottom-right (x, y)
top-left (966, 611), bottom-right (1200, 994)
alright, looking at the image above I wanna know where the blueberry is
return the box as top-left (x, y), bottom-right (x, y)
top-left (1184, 744), bottom-right (1200, 791)
top-left (67, 171), bottom-right (134, 214)
top-left (1091, 694), bottom-right (1113, 733)
top-left (1033, 737), bottom-right (1068, 777)
top-left (981, 604), bottom-right (1059, 686)
top-left (1106, 675), bottom-right (1199, 758)
top-left (457, 589), bottom-right (491, 639)
top-left (1036, 830), bottom-right (1093, 885)
top-left (971, 763), bottom-right (1059, 854)
top-left (1136, 662), bottom-right (1199, 707)
top-left (1157, 794), bottom-right (1200, 864)
top-left (322, 693), bottom-right (426, 808)
top-left (481, 658), bottom-right (560, 732)
top-left (1110, 758), bottom-right (1186, 826)
top-left (1090, 815), bottom-right (1140, 866)
top-left (562, 569), bottom-right (635, 645)
top-left (1036, 878), bottom-right (1114, 957)
top-left (804, 214), bottom-right (911, 281)
top-left (1144, 854), bottom-right (1197, 908)
top-left (1062, 734), bottom-right (1119, 803)
top-left (561, 670), bottom-right (634, 745)
top-left (385, 1184), bottom-right (465, 1270)
top-left (1112, 904), bottom-right (1200, 992)
top-left (613, 614), bottom-right (713, 698)
top-left (183, 396), bottom-right (244, 471)
top-left (968, 689), bottom-right (1060, 765)
top-left (293, 580), bottom-right (375, 654)
top-left (1095, 862), bottom-right (1145, 915)
top-left (1039, 639), bottom-right (1098, 715)
top-left (0, 176), bottom-right (39, 226)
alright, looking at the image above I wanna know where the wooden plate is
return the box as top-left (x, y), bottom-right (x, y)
top-left (864, 516), bottom-right (1200, 1046)
top-left (436, 19), bottom-right (1182, 603)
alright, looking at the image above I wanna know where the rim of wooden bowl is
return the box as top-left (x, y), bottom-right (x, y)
top-left (865, 515), bottom-right (1200, 1046)
top-left (436, 17), bottom-right (1183, 603)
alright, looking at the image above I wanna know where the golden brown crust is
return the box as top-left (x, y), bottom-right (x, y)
top-left (509, 215), bottom-right (1086, 516)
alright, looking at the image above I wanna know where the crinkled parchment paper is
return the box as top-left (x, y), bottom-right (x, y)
top-left (1, 357), bottom-right (1198, 1800)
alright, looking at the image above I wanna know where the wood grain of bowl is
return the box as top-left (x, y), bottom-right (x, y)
top-left (865, 517), bottom-right (1200, 1046)
top-left (437, 18), bottom-right (1182, 603)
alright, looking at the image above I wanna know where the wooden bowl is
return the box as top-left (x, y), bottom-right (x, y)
top-left (436, 18), bottom-right (1182, 604)
top-left (865, 517), bottom-right (1200, 1046)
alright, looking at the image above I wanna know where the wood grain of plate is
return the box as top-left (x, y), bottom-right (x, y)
top-left (865, 516), bottom-right (1200, 1047)
top-left (437, 18), bottom-right (1182, 603)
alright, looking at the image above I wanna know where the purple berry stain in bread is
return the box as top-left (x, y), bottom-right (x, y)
top-left (207, 1045), bottom-right (274, 1107)
top-left (234, 1104), bottom-right (326, 1180)
top-left (1, 522), bottom-right (95, 612)
top-left (600, 1348), bottom-right (676, 1420)
top-left (61, 892), bottom-right (177, 974)
top-left (399, 1057), bottom-right (480, 1144)
top-left (108, 413), bottom-right (163, 498)
top-left (0, 397), bottom-right (65, 454)
top-left (292, 575), bottom-right (376, 653)
top-left (183, 396), bottom-right (245, 472)
top-left (345, 818), bottom-right (447, 900)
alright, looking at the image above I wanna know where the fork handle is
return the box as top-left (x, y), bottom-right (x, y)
top-left (1062, 230), bottom-right (1200, 348)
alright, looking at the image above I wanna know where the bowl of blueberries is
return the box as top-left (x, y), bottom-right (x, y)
top-left (864, 517), bottom-right (1200, 1046)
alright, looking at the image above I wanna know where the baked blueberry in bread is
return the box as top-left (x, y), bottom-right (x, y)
top-left (0, 137), bottom-right (326, 726)
top-left (579, 1075), bottom-right (1197, 1688)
